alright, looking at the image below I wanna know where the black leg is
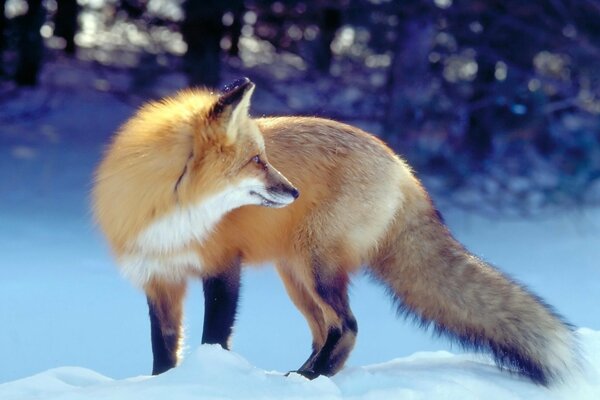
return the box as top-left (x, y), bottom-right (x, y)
top-left (201, 263), bottom-right (241, 349)
top-left (148, 298), bottom-right (178, 375)
top-left (145, 280), bottom-right (186, 375)
top-left (295, 271), bottom-right (358, 378)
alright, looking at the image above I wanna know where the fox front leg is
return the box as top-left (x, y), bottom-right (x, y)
top-left (145, 279), bottom-right (187, 375)
top-left (201, 262), bottom-right (242, 349)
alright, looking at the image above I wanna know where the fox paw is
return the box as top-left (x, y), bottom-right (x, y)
top-left (285, 369), bottom-right (321, 380)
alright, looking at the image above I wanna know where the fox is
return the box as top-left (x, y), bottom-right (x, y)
top-left (92, 77), bottom-right (578, 386)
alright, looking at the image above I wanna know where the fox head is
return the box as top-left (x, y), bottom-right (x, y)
top-left (93, 78), bottom-right (299, 254)
top-left (176, 77), bottom-right (299, 209)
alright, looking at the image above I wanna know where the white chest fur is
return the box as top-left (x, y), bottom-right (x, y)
top-left (119, 251), bottom-right (202, 288)
top-left (119, 178), bottom-right (265, 287)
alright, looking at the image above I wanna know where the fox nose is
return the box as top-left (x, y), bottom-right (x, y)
top-left (290, 187), bottom-right (300, 199)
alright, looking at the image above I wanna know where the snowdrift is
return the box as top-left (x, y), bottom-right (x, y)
top-left (1, 328), bottom-right (598, 400)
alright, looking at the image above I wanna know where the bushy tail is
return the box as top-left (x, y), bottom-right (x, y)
top-left (369, 204), bottom-right (578, 386)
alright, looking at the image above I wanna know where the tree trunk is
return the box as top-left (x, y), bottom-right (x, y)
top-left (384, 17), bottom-right (435, 142)
top-left (54, 0), bottom-right (78, 55)
top-left (15, 0), bottom-right (45, 86)
top-left (0, 0), bottom-right (7, 52)
top-left (465, 57), bottom-right (495, 162)
top-left (0, 0), bottom-right (6, 76)
top-left (181, 0), bottom-right (226, 87)
top-left (225, 0), bottom-right (243, 57)
top-left (314, 6), bottom-right (341, 73)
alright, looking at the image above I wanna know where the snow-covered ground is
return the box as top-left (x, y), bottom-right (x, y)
top-left (1, 330), bottom-right (599, 400)
top-left (1, 69), bottom-right (599, 398)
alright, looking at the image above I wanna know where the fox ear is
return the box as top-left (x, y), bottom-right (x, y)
top-left (211, 77), bottom-right (255, 145)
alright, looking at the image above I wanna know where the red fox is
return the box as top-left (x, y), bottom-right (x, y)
top-left (92, 78), bottom-right (578, 385)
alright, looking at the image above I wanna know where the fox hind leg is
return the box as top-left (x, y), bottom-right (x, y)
top-left (201, 262), bottom-right (242, 349)
top-left (279, 260), bottom-right (357, 379)
top-left (305, 268), bottom-right (357, 378)
top-left (145, 279), bottom-right (187, 375)
top-left (277, 265), bottom-right (328, 359)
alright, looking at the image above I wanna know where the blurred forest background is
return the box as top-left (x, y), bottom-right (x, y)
top-left (1, 0), bottom-right (600, 215)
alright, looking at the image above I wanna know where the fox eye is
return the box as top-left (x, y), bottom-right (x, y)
top-left (252, 155), bottom-right (261, 164)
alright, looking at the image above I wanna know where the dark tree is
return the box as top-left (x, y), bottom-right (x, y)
top-left (15, 0), bottom-right (45, 86)
top-left (384, 2), bottom-right (435, 139)
top-left (225, 0), bottom-right (244, 57)
top-left (181, 0), bottom-right (228, 86)
top-left (0, 0), bottom-right (6, 53)
top-left (0, 0), bottom-right (6, 77)
top-left (313, 5), bottom-right (341, 72)
top-left (54, 0), bottom-right (79, 55)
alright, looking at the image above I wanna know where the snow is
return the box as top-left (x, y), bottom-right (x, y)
top-left (1, 69), bottom-right (599, 398)
top-left (1, 330), bottom-right (599, 400)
